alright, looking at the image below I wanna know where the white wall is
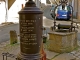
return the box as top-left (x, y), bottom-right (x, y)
top-left (0, 2), bottom-right (6, 24)
top-left (8, 0), bottom-right (26, 22)
top-left (0, 0), bottom-right (47, 24)
top-left (41, 0), bottom-right (46, 4)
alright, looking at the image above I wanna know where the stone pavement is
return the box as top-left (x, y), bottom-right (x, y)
top-left (0, 40), bottom-right (20, 60)
top-left (0, 18), bottom-right (80, 60)
top-left (0, 39), bottom-right (80, 60)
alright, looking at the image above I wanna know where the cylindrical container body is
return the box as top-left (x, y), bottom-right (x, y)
top-left (17, 0), bottom-right (43, 60)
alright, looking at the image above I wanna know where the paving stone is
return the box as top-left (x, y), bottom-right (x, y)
top-left (52, 53), bottom-right (75, 60)
top-left (70, 51), bottom-right (77, 55)
top-left (0, 42), bottom-right (7, 45)
top-left (76, 53), bottom-right (80, 56)
top-left (70, 58), bottom-right (76, 60)
top-left (44, 49), bottom-right (59, 59)
top-left (0, 44), bottom-right (7, 48)
top-left (5, 41), bottom-right (9, 44)
top-left (0, 44), bottom-right (4, 47)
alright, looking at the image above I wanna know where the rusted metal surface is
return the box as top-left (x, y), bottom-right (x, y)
top-left (17, 0), bottom-right (43, 60)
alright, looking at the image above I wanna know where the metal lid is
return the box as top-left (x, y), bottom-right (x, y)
top-left (18, 0), bottom-right (43, 14)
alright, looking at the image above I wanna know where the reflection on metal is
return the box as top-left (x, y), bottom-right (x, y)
top-left (8, 0), bottom-right (15, 10)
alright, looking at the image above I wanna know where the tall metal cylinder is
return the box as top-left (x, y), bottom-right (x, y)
top-left (17, 0), bottom-right (43, 60)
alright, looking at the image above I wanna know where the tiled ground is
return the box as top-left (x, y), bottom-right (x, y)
top-left (0, 40), bottom-right (80, 60)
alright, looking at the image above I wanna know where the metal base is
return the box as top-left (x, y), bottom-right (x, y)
top-left (17, 53), bottom-right (41, 60)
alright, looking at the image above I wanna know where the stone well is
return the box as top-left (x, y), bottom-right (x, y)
top-left (47, 30), bottom-right (78, 53)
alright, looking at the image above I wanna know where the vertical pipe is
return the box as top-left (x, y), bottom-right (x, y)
top-left (53, 5), bottom-right (58, 30)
